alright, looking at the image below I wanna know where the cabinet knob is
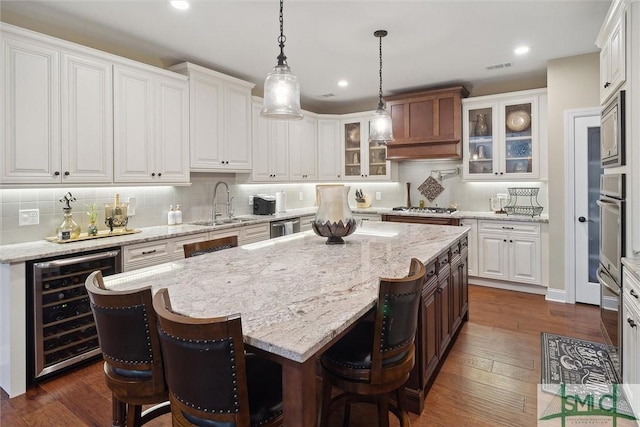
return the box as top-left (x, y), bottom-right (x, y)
top-left (151, 172), bottom-right (156, 177)
top-left (500, 172), bottom-right (504, 175)
top-left (54, 171), bottom-right (60, 176)
top-left (158, 172), bottom-right (162, 177)
top-left (628, 318), bottom-right (637, 328)
top-left (604, 82), bottom-right (611, 88)
top-left (503, 239), bottom-right (507, 242)
top-left (494, 172), bottom-right (498, 175)
top-left (337, 174), bottom-right (341, 178)
top-left (509, 240), bottom-right (513, 243)
top-left (630, 289), bottom-right (639, 299)
top-left (64, 171), bottom-right (70, 176)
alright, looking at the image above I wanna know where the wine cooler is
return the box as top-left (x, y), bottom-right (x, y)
top-left (28, 247), bottom-right (121, 381)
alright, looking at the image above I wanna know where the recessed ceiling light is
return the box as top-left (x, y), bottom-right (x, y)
top-left (170, 1), bottom-right (190, 10)
top-left (514, 46), bottom-right (530, 55)
top-left (338, 80), bottom-right (349, 88)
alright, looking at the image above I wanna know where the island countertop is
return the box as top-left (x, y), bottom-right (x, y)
top-left (105, 221), bottom-right (468, 363)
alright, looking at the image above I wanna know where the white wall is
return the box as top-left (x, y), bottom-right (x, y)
top-left (546, 52), bottom-right (600, 292)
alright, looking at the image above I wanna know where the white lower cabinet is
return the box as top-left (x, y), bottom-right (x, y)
top-left (477, 220), bottom-right (541, 285)
top-left (459, 219), bottom-right (478, 276)
top-left (623, 268), bottom-right (640, 416)
top-left (239, 223), bottom-right (270, 245)
top-left (123, 239), bottom-right (174, 271)
top-left (300, 215), bottom-right (315, 232)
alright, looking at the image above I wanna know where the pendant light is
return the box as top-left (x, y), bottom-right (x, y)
top-left (261, 0), bottom-right (303, 120)
top-left (369, 30), bottom-right (394, 144)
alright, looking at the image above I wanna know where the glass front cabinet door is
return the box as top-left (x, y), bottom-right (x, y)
top-left (463, 91), bottom-right (544, 180)
top-left (341, 118), bottom-right (390, 180)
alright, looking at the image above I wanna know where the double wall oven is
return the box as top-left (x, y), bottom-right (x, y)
top-left (597, 173), bottom-right (625, 377)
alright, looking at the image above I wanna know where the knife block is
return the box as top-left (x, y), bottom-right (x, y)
top-left (356, 195), bottom-right (371, 208)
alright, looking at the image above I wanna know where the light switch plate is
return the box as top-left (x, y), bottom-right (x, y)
top-left (19, 209), bottom-right (40, 226)
top-left (375, 192), bottom-right (382, 201)
top-left (127, 197), bottom-right (137, 216)
top-left (299, 192), bottom-right (304, 201)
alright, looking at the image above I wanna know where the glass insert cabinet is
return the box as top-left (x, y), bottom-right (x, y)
top-left (462, 90), bottom-right (546, 180)
top-left (342, 118), bottom-right (390, 180)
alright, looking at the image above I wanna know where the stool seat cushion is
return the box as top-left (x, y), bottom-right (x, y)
top-left (180, 354), bottom-right (283, 427)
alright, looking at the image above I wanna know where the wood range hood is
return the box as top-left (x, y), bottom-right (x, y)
top-left (384, 85), bottom-right (469, 160)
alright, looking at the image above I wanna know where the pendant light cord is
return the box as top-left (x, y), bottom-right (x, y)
top-left (277, 0), bottom-right (288, 66)
top-left (377, 32), bottom-right (385, 109)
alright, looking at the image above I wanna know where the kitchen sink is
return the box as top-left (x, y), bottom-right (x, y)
top-left (191, 218), bottom-right (254, 226)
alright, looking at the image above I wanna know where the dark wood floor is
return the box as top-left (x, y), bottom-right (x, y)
top-left (1, 285), bottom-right (604, 427)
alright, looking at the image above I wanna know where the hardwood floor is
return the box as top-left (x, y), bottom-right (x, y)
top-left (1, 285), bottom-right (604, 427)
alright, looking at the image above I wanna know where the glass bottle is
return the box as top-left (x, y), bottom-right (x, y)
top-left (312, 185), bottom-right (357, 244)
top-left (57, 208), bottom-right (81, 241)
top-left (475, 113), bottom-right (489, 136)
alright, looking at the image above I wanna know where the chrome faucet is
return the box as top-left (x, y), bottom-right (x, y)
top-left (212, 181), bottom-right (233, 220)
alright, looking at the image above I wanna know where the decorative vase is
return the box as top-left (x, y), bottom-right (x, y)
top-left (87, 222), bottom-right (98, 236)
top-left (475, 113), bottom-right (489, 136)
top-left (312, 185), bottom-right (357, 244)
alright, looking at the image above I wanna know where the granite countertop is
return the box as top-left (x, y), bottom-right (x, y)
top-left (0, 208), bottom-right (319, 264)
top-left (352, 207), bottom-right (549, 223)
top-left (622, 258), bottom-right (640, 281)
top-left (105, 221), bottom-right (468, 363)
top-left (0, 206), bottom-right (545, 264)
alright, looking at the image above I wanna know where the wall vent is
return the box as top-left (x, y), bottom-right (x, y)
top-left (486, 62), bottom-right (513, 71)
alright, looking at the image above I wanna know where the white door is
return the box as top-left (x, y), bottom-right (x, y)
top-left (574, 114), bottom-right (601, 304)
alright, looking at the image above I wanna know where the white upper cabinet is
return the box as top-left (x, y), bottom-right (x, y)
top-left (341, 114), bottom-right (394, 181)
top-left (596, 2), bottom-right (626, 104)
top-left (1, 27), bottom-right (113, 184)
top-left (462, 89), bottom-right (547, 181)
top-left (61, 52), bottom-right (113, 183)
top-left (317, 117), bottom-right (342, 181)
top-left (113, 63), bottom-right (189, 183)
top-left (289, 114), bottom-right (318, 181)
top-left (169, 62), bottom-right (254, 172)
top-left (251, 101), bottom-right (289, 182)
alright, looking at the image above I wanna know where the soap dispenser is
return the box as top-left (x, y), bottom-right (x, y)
top-left (56, 192), bottom-right (81, 241)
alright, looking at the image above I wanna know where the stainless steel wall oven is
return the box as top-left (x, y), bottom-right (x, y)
top-left (26, 247), bottom-right (121, 384)
top-left (597, 173), bottom-right (625, 378)
top-left (600, 90), bottom-right (625, 168)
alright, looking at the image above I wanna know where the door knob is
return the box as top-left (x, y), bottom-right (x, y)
top-left (578, 216), bottom-right (586, 223)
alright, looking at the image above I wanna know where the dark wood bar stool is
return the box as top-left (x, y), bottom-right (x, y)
top-left (183, 235), bottom-right (238, 258)
top-left (319, 258), bottom-right (426, 427)
top-left (85, 271), bottom-right (169, 427)
top-left (152, 287), bottom-right (284, 427)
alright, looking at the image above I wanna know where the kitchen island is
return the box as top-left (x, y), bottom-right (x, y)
top-left (104, 221), bottom-right (469, 426)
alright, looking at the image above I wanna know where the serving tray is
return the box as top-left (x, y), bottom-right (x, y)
top-left (46, 229), bottom-right (141, 244)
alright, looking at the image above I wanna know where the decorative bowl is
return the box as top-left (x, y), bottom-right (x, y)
top-left (506, 110), bottom-right (531, 132)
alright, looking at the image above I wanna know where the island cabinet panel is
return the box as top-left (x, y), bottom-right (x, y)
top-left (385, 85), bottom-right (469, 160)
top-left (405, 236), bottom-right (469, 414)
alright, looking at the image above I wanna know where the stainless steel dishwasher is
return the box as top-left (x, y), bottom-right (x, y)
top-left (270, 218), bottom-right (300, 238)
top-left (27, 247), bottom-right (121, 383)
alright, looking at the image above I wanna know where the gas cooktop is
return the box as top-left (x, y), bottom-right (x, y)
top-left (392, 206), bottom-right (458, 214)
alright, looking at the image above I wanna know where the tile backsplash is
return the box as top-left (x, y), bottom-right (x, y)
top-left (0, 162), bottom-right (548, 246)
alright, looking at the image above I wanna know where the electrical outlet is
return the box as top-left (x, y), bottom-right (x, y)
top-left (375, 192), bottom-right (382, 201)
top-left (127, 197), bottom-right (137, 216)
top-left (299, 192), bottom-right (304, 201)
top-left (19, 209), bottom-right (40, 226)
top-left (249, 196), bottom-right (254, 206)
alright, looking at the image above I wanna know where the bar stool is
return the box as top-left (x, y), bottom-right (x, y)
top-left (85, 271), bottom-right (169, 427)
top-left (183, 235), bottom-right (238, 258)
top-left (152, 288), bottom-right (284, 427)
top-left (319, 258), bottom-right (426, 427)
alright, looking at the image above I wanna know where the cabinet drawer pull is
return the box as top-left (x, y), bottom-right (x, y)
top-left (141, 249), bottom-right (157, 255)
top-left (628, 318), bottom-right (637, 328)
top-left (630, 289), bottom-right (639, 299)
top-left (502, 226), bottom-right (514, 230)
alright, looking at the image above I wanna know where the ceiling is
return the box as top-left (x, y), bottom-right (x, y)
top-left (0, 0), bottom-right (611, 114)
